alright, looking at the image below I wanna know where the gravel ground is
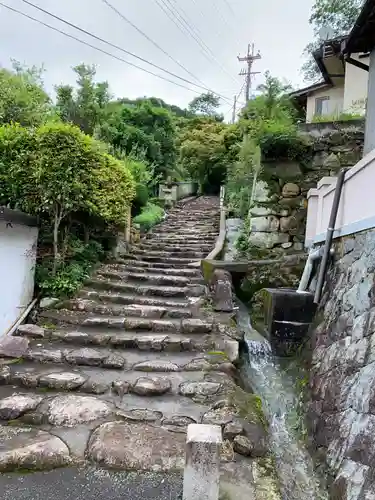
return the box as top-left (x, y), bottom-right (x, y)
top-left (0, 467), bottom-right (183, 500)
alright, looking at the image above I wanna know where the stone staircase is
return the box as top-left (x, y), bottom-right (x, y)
top-left (0, 196), bottom-right (249, 473)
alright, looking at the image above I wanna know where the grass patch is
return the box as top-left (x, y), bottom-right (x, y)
top-left (133, 202), bottom-right (164, 231)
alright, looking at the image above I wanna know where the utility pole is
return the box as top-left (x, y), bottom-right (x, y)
top-left (231, 95), bottom-right (237, 124)
top-left (238, 43), bottom-right (262, 103)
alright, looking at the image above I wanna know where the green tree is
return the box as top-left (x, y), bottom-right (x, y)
top-left (97, 100), bottom-right (176, 178)
top-left (241, 72), bottom-right (296, 135)
top-left (56, 64), bottom-right (111, 135)
top-left (302, 0), bottom-right (363, 81)
top-left (0, 62), bottom-right (51, 126)
top-left (178, 119), bottom-right (229, 193)
top-left (188, 92), bottom-right (222, 118)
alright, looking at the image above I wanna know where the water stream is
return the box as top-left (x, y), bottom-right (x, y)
top-left (237, 301), bottom-right (328, 500)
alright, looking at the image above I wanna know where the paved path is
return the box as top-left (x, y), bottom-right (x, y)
top-left (0, 196), bottom-right (270, 497)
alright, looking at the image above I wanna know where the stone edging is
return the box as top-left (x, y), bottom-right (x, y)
top-left (205, 205), bottom-right (226, 261)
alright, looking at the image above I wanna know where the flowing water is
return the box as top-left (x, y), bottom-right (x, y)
top-left (237, 301), bottom-right (328, 500)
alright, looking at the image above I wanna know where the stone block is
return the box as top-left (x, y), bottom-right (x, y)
top-left (281, 183), bottom-right (300, 197)
top-left (17, 324), bottom-right (45, 339)
top-left (0, 336), bottom-right (29, 358)
top-left (247, 231), bottom-right (289, 249)
top-left (249, 206), bottom-right (289, 217)
top-left (323, 152), bottom-right (340, 169)
top-left (251, 216), bottom-right (279, 233)
top-left (252, 181), bottom-right (270, 203)
top-left (279, 196), bottom-right (303, 209)
top-left (183, 424), bottom-right (222, 500)
top-left (280, 216), bottom-right (297, 233)
top-left (210, 269), bottom-right (233, 312)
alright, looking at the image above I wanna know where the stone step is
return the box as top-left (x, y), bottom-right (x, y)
top-left (78, 289), bottom-right (189, 309)
top-left (37, 311), bottom-right (214, 334)
top-left (143, 234), bottom-right (217, 243)
top-left (84, 278), bottom-right (189, 297)
top-left (16, 340), bottom-right (217, 373)
top-left (95, 269), bottom-right (192, 287)
top-left (0, 364), bottom-right (229, 417)
top-left (157, 225), bottom-right (215, 232)
top-left (1, 351), bottom-right (230, 386)
top-left (47, 329), bottom-right (214, 352)
top-left (129, 248), bottom-right (206, 259)
top-left (151, 228), bottom-right (218, 236)
top-left (107, 264), bottom-right (201, 278)
top-left (58, 298), bottom-right (194, 319)
top-left (138, 243), bottom-right (213, 253)
top-left (120, 254), bottom-right (198, 265)
top-left (112, 258), bottom-right (197, 270)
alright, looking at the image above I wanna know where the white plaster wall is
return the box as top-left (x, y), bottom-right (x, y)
top-left (306, 148), bottom-right (375, 243)
top-left (364, 49), bottom-right (375, 155)
top-left (176, 182), bottom-right (197, 200)
top-left (0, 221), bottom-right (38, 335)
top-left (343, 54), bottom-right (369, 114)
top-left (159, 182), bottom-right (196, 201)
top-left (306, 86), bottom-right (345, 123)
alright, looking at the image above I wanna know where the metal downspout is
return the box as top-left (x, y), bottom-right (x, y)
top-left (313, 169), bottom-right (346, 304)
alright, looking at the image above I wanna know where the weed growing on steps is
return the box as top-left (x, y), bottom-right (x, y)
top-left (133, 202), bottom-right (164, 231)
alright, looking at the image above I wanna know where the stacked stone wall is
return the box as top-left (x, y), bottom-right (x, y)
top-left (308, 228), bottom-right (375, 498)
top-left (248, 125), bottom-right (364, 254)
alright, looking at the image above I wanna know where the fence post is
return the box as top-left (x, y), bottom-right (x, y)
top-left (183, 424), bottom-right (222, 500)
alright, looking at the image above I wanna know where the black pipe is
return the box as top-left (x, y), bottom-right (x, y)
top-left (345, 55), bottom-right (369, 72)
top-left (314, 169), bottom-right (346, 304)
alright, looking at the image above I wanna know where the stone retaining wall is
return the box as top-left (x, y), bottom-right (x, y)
top-left (248, 125), bottom-right (364, 254)
top-left (308, 228), bottom-right (375, 498)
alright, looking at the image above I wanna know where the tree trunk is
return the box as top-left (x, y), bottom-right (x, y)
top-left (52, 206), bottom-right (63, 275)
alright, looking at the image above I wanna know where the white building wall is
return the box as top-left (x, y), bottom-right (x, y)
top-left (306, 85), bottom-right (345, 123)
top-left (0, 221), bottom-right (38, 336)
top-left (343, 53), bottom-right (369, 114)
top-left (305, 148), bottom-right (375, 246)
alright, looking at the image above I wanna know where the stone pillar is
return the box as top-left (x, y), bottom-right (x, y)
top-left (183, 424), bottom-right (222, 500)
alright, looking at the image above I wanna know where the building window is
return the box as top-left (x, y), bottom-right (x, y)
top-left (315, 96), bottom-right (330, 116)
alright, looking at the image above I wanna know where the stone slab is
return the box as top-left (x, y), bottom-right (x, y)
top-left (87, 421), bottom-right (185, 471)
top-left (0, 427), bottom-right (70, 471)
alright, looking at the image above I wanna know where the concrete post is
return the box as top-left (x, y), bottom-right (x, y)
top-left (125, 205), bottom-right (131, 244)
top-left (183, 424), bottom-right (222, 500)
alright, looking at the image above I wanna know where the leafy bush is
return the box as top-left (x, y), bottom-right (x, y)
top-left (0, 121), bottom-right (136, 287)
top-left (134, 183), bottom-right (149, 211)
top-left (311, 111), bottom-right (364, 123)
top-left (259, 121), bottom-right (310, 160)
top-left (133, 202), bottom-right (164, 231)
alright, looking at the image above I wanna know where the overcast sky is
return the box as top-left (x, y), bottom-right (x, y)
top-left (0, 0), bottom-right (315, 116)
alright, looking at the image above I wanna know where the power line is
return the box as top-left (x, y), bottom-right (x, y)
top-left (0, 2), bottom-right (214, 97)
top-left (99, 0), bottom-right (208, 88)
top-left (14, 0), bottom-right (232, 102)
top-left (155, 0), bottom-right (239, 85)
top-left (221, 0), bottom-right (236, 17)
top-left (166, 0), bottom-right (240, 84)
top-left (155, 0), bottom-right (212, 59)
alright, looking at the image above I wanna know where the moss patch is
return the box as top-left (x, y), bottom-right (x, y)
top-left (229, 386), bottom-right (267, 429)
top-left (253, 457), bottom-right (282, 500)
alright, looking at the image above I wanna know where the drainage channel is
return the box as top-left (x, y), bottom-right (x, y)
top-left (236, 300), bottom-right (329, 500)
